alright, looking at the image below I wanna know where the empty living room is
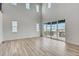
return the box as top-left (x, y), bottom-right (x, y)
top-left (0, 2), bottom-right (79, 57)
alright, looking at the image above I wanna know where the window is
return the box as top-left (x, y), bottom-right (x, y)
top-left (26, 3), bottom-right (30, 10)
top-left (43, 24), bottom-right (47, 31)
top-left (12, 21), bottom-right (17, 32)
top-left (36, 24), bottom-right (40, 32)
top-left (52, 22), bottom-right (57, 31)
top-left (58, 20), bottom-right (65, 30)
top-left (48, 3), bottom-right (51, 8)
top-left (36, 5), bottom-right (40, 12)
top-left (47, 24), bottom-right (51, 31)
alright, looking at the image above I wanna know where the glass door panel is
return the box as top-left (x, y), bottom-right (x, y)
top-left (43, 23), bottom-right (47, 37)
top-left (58, 20), bottom-right (65, 41)
top-left (46, 22), bottom-right (51, 38)
top-left (42, 19), bottom-right (65, 42)
top-left (51, 21), bottom-right (57, 39)
top-left (43, 22), bottom-right (51, 38)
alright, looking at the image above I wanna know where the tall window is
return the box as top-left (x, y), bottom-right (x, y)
top-left (58, 20), bottom-right (65, 30)
top-left (48, 3), bottom-right (51, 8)
top-left (36, 5), bottom-right (40, 12)
top-left (46, 23), bottom-right (51, 31)
top-left (43, 24), bottom-right (47, 31)
top-left (12, 21), bottom-right (17, 32)
top-left (51, 22), bottom-right (57, 39)
top-left (52, 22), bottom-right (57, 31)
top-left (36, 24), bottom-right (40, 32)
top-left (26, 3), bottom-right (30, 10)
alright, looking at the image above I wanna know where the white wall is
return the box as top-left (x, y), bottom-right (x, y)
top-left (2, 3), bottom-right (42, 40)
top-left (2, 3), bottom-right (79, 45)
top-left (0, 11), bottom-right (3, 42)
top-left (42, 3), bottom-right (79, 45)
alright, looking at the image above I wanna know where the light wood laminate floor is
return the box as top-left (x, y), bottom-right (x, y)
top-left (0, 37), bottom-right (79, 56)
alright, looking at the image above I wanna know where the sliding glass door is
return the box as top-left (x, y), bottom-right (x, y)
top-left (50, 21), bottom-right (57, 39)
top-left (43, 19), bottom-right (65, 41)
top-left (58, 20), bottom-right (65, 41)
top-left (46, 22), bottom-right (51, 37)
top-left (43, 22), bottom-right (51, 38)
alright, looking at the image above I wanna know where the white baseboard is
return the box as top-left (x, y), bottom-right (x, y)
top-left (2, 36), bottom-right (40, 42)
top-left (0, 40), bottom-right (3, 43)
top-left (65, 41), bottom-right (79, 46)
